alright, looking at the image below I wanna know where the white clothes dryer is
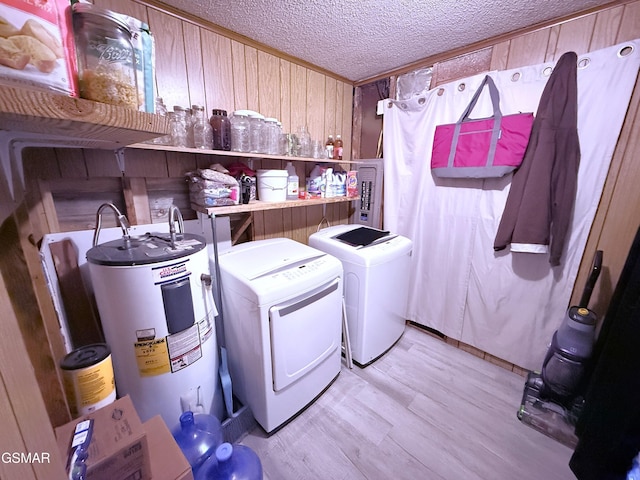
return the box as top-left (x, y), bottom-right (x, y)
top-left (309, 224), bottom-right (412, 367)
top-left (217, 238), bottom-right (343, 433)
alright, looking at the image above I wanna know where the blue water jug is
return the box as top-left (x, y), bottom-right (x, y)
top-left (172, 411), bottom-right (223, 474)
top-left (195, 442), bottom-right (263, 480)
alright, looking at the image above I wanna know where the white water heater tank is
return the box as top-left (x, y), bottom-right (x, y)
top-left (87, 231), bottom-right (222, 426)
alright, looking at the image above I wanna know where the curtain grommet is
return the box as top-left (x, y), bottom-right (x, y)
top-left (618, 45), bottom-right (634, 58)
top-left (578, 58), bottom-right (591, 69)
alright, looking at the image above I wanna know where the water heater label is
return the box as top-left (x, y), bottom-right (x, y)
top-left (152, 260), bottom-right (191, 284)
top-left (167, 324), bottom-right (202, 373)
top-left (134, 338), bottom-right (171, 377)
top-left (198, 312), bottom-right (214, 344)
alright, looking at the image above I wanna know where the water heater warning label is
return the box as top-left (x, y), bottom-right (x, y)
top-left (134, 338), bottom-right (171, 376)
top-left (167, 324), bottom-right (202, 373)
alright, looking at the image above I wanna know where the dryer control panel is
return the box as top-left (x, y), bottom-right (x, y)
top-left (277, 256), bottom-right (332, 282)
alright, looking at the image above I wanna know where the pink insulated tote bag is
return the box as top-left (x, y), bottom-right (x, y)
top-left (431, 75), bottom-right (534, 179)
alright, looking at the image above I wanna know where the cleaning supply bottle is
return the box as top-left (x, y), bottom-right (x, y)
top-left (172, 411), bottom-right (223, 475)
top-left (195, 442), bottom-right (263, 480)
top-left (307, 164), bottom-right (322, 198)
top-left (285, 162), bottom-right (299, 200)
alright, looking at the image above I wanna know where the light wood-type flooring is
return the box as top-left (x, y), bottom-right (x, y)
top-left (241, 323), bottom-right (575, 479)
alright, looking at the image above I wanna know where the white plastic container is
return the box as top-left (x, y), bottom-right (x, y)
top-left (285, 162), bottom-right (299, 200)
top-left (306, 164), bottom-right (323, 198)
top-left (257, 169), bottom-right (288, 202)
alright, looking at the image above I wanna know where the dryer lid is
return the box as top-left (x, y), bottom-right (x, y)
top-left (219, 238), bottom-right (325, 281)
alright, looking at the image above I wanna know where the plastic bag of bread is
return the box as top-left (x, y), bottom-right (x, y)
top-left (0, 0), bottom-right (77, 95)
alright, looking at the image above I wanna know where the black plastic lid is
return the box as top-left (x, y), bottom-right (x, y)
top-left (61, 343), bottom-right (111, 370)
top-left (212, 109), bottom-right (228, 116)
top-left (335, 226), bottom-right (390, 247)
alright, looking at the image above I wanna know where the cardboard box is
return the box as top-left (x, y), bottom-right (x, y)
top-left (144, 415), bottom-right (194, 480)
top-left (55, 395), bottom-right (151, 480)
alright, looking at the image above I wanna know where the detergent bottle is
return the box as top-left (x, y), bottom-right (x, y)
top-left (307, 164), bottom-right (323, 198)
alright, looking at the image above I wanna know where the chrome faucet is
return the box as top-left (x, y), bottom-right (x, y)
top-left (168, 205), bottom-right (184, 249)
top-left (93, 203), bottom-right (131, 248)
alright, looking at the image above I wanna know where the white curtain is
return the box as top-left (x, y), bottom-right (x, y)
top-left (382, 40), bottom-right (640, 370)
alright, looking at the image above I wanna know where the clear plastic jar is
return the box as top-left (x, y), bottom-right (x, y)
top-left (72, 3), bottom-right (138, 110)
top-left (210, 109), bottom-right (231, 151)
top-left (248, 112), bottom-right (265, 154)
top-left (170, 106), bottom-right (188, 147)
top-left (230, 111), bottom-right (250, 152)
top-left (192, 105), bottom-right (213, 149)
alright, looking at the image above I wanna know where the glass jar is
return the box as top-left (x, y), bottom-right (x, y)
top-left (149, 97), bottom-right (171, 145)
top-left (248, 112), bottom-right (264, 154)
top-left (192, 105), bottom-right (213, 149)
top-left (210, 109), bottom-right (231, 151)
top-left (169, 106), bottom-right (188, 147)
top-left (72, 3), bottom-right (138, 110)
top-left (297, 125), bottom-right (311, 158)
top-left (276, 122), bottom-right (285, 155)
top-left (262, 118), bottom-right (278, 155)
top-left (185, 107), bottom-right (195, 148)
top-left (230, 111), bottom-right (250, 152)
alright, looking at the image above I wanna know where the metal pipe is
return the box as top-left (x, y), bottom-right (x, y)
top-left (92, 203), bottom-right (131, 248)
top-left (168, 205), bottom-right (184, 249)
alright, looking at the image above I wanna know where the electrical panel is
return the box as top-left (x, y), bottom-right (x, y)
top-left (350, 158), bottom-right (384, 229)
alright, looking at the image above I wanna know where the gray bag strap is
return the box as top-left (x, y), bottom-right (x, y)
top-left (447, 75), bottom-right (503, 168)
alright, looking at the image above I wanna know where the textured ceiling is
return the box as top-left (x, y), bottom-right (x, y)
top-left (170, 0), bottom-right (613, 82)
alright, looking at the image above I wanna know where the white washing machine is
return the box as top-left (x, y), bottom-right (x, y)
top-left (309, 224), bottom-right (412, 367)
top-left (217, 238), bottom-right (343, 433)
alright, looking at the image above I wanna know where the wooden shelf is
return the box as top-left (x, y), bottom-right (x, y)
top-left (128, 142), bottom-right (361, 163)
top-left (0, 86), bottom-right (169, 149)
top-left (192, 195), bottom-right (356, 215)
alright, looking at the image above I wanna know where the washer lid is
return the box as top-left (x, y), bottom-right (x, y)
top-left (309, 224), bottom-right (412, 267)
top-left (219, 238), bottom-right (325, 281)
top-left (86, 232), bottom-right (206, 266)
top-left (333, 226), bottom-right (390, 247)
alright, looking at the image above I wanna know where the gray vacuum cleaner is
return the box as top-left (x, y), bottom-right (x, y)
top-left (518, 250), bottom-right (603, 447)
